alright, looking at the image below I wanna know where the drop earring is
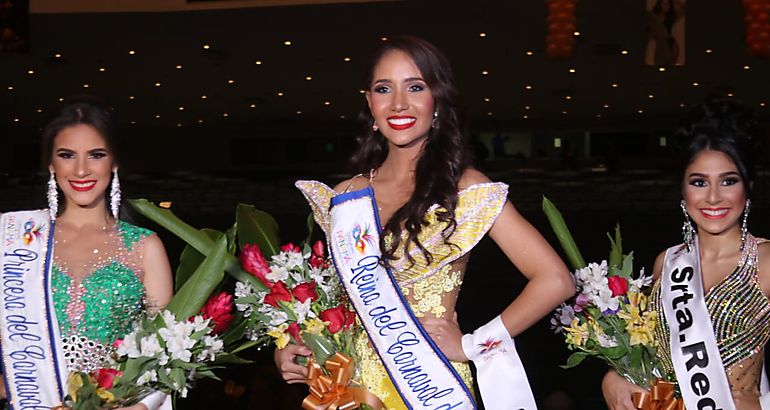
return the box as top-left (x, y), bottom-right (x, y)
top-left (110, 170), bottom-right (121, 220)
top-left (680, 200), bottom-right (695, 251)
top-left (47, 171), bottom-right (58, 221)
top-left (431, 111), bottom-right (438, 129)
top-left (741, 198), bottom-right (751, 251)
top-left (372, 122), bottom-right (379, 132)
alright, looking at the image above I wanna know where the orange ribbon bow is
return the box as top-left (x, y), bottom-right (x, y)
top-left (632, 379), bottom-right (685, 410)
top-left (302, 352), bottom-right (385, 410)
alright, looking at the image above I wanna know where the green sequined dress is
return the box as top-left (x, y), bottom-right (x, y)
top-left (51, 220), bottom-right (151, 373)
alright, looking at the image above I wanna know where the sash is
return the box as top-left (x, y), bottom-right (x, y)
top-left (328, 187), bottom-right (476, 409)
top-left (661, 237), bottom-right (735, 410)
top-left (0, 210), bottom-right (67, 409)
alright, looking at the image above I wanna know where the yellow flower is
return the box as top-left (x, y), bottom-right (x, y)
top-left (67, 372), bottom-right (84, 402)
top-left (96, 388), bottom-right (115, 402)
top-left (268, 324), bottom-right (290, 349)
top-left (565, 318), bottom-right (589, 346)
top-left (304, 318), bottom-right (327, 335)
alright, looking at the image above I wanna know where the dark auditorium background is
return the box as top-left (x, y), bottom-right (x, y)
top-left (1, 0), bottom-right (769, 408)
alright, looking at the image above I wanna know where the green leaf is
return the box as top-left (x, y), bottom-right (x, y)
top-left (166, 235), bottom-right (228, 319)
top-left (608, 224), bottom-right (622, 269)
top-left (212, 352), bottom-right (253, 364)
top-left (621, 251), bottom-right (635, 278)
top-left (561, 351), bottom-right (589, 368)
top-left (601, 346), bottom-right (627, 360)
top-left (129, 199), bottom-right (266, 291)
top-left (175, 229), bottom-right (224, 292)
top-left (542, 196), bottom-right (586, 270)
top-left (229, 340), bottom-right (260, 355)
top-left (236, 203), bottom-right (280, 258)
top-left (304, 212), bottom-right (315, 245)
top-left (302, 333), bottom-right (337, 365)
top-left (222, 317), bottom-right (248, 345)
top-left (225, 222), bottom-right (238, 254)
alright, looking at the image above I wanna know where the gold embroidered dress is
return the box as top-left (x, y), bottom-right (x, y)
top-left (296, 180), bottom-right (509, 409)
top-left (650, 235), bottom-right (770, 393)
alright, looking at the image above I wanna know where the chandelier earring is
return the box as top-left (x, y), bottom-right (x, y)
top-left (110, 169), bottom-right (121, 220)
top-left (47, 170), bottom-right (58, 221)
top-left (741, 198), bottom-right (751, 251)
top-left (680, 200), bottom-right (695, 251)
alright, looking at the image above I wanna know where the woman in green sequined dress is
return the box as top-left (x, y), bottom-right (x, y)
top-left (0, 97), bottom-right (174, 410)
top-left (602, 98), bottom-right (770, 410)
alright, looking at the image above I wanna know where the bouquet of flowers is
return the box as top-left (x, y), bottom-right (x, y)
top-left (234, 240), bottom-right (356, 364)
top-left (62, 232), bottom-right (249, 409)
top-left (543, 197), bottom-right (665, 388)
top-left (128, 200), bottom-right (383, 410)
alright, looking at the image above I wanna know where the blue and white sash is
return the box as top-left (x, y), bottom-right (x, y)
top-left (0, 210), bottom-right (67, 409)
top-left (661, 237), bottom-right (735, 410)
top-left (329, 187), bottom-right (476, 409)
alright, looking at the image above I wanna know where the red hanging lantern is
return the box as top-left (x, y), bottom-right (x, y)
top-left (744, 0), bottom-right (770, 57)
top-left (545, 0), bottom-right (578, 59)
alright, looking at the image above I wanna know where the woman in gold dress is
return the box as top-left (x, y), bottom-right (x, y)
top-left (602, 98), bottom-right (770, 410)
top-left (275, 36), bottom-right (574, 409)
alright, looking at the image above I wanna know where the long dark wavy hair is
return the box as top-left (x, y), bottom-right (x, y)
top-left (350, 36), bottom-right (473, 266)
top-left (673, 96), bottom-right (763, 198)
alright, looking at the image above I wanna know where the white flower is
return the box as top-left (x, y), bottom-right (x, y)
top-left (592, 283), bottom-right (620, 313)
top-left (268, 310), bottom-right (288, 326)
top-left (158, 320), bottom-right (197, 362)
top-left (293, 299), bottom-right (315, 323)
top-left (575, 261), bottom-right (608, 290)
top-left (628, 268), bottom-right (652, 292)
top-left (235, 281), bottom-right (254, 298)
top-left (197, 335), bottom-right (224, 361)
top-left (266, 266), bottom-right (289, 283)
top-left (136, 370), bottom-right (158, 386)
top-left (158, 352), bottom-right (170, 366)
top-left (285, 252), bottom-right (305, 270)
top-left (597, 332), bottom-right (619, 348)
top-left (116, 332), bottom-right (141, 358)
top-left (140, 334), bottom-right (163, 357)
top-left (190, 315), bottom-right (211, 333)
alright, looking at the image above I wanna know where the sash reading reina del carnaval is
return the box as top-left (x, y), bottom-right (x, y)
top-left (661, 237), bottom-right (736, 410)
top-left (0, 210), bottom-right (68, 409)
top-left (318, 182), bottom-right (538, 410)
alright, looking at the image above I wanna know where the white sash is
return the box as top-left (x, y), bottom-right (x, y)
top-left (661, 237), bottom-right (735, 410)
top-left (0, 210), bottom-right (67, 409)
top-left (329, 187), bottom-right (476, 409)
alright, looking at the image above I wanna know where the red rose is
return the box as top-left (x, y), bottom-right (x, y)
top-left (264, 281), bottom-right (292, 308)
top-left (240, 244), bottom-right (272, 287)
top-left (309, 240), bottom-right (329, 269)
top-left (200, 291), bottom-right (235, 334)
top-left (280, 242), bottom-right (301, 253)
top-left (95, 368), bottom-right (123, 389)
top-left (607, 276), bottom-right (629, 297)
top-left (287, 322), bottom-right (303, 344)
top-left (112, 339), bottom-right (123, 349)
top-left (292, 281), bottom-right (318, 303)
top-left (343, 308), bottom-right (356, 331)
top-left (320, 305), bottom-right (354, 333)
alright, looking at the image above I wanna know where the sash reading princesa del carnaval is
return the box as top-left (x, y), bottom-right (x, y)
top-left (329, 187), bottom-right (477, 409)
top-left (0, 210), bottom-right (67, 409)
top-left (662, 237), bottom-right (736, 410)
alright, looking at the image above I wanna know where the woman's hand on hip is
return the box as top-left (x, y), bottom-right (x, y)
top-left (419, 313), bottom-right (467, 362)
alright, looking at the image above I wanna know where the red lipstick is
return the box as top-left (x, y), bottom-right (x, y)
top-left (69, 180), bottom-right (97, 192)
top-left (386, 115), bottom-right (416, 130)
